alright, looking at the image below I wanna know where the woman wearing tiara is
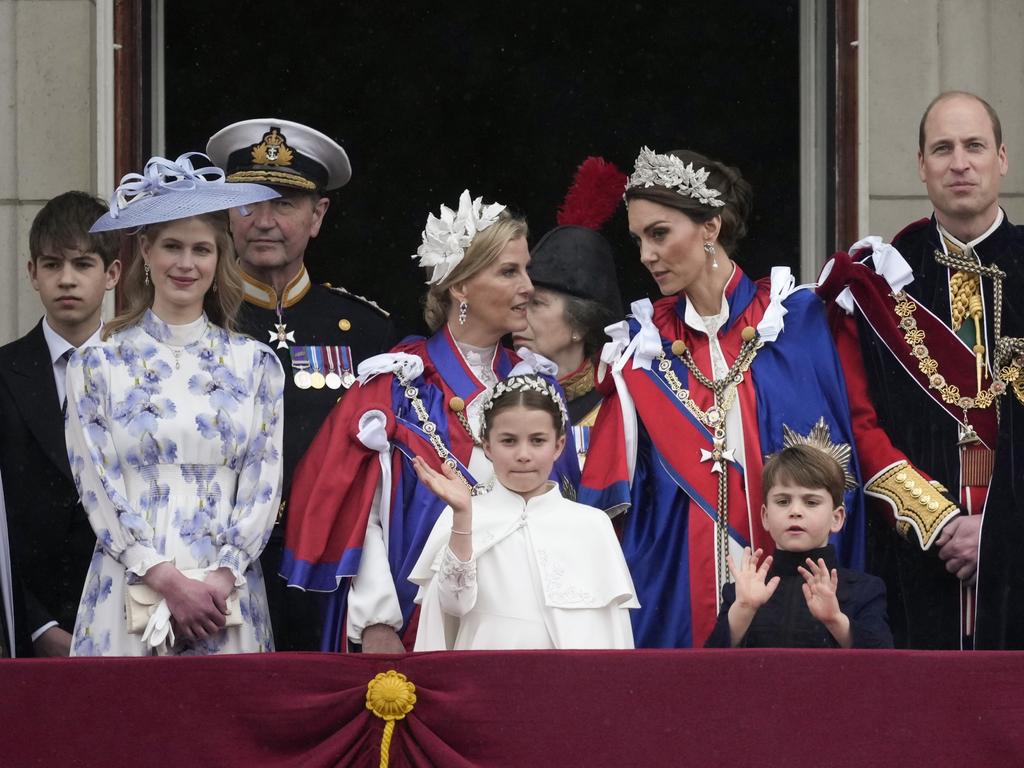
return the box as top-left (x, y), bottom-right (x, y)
top-left (580, 147), bottom-right (950, 648)
top-left (66, 154), bottom-right (285, 655)
top-left (283, 191), bottom-right (580, 652)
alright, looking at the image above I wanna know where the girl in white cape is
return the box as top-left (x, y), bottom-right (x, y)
top-left (409, 374), bottom-right (638, 650)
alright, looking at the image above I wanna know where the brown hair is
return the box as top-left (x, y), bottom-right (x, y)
top-left (103, 211), bottom-right (244, 339)
top-left (481, 376), bottom-right (566, 441)
top-left (29, 191), bottom-right (121, 267)
top-left (624, 149), bottom-right (753, 255)
top-left (762, 445), bottom-right (846, 508)
top-left (422, 210), bottom-right (529, 332)
top-left (919, 91), bottom-right (1003, 152)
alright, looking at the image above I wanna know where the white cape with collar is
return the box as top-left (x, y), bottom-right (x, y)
top-left (409, 482), bottom-right (638, 650)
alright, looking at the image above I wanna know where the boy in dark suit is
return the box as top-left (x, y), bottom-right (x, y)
top-left (0, 191), bottom-right (120, 656)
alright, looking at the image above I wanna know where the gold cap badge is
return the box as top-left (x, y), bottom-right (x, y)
top-left (251, 128), bottom-right (295, 167)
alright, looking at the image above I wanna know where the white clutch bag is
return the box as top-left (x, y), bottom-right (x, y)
top-left (125, 568), bottom-right (242, 633)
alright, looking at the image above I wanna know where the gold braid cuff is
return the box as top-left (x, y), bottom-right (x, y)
top-left (366, 670), bottom-right (417, 768)
top-left (865, 462), bottom-right (959, 550)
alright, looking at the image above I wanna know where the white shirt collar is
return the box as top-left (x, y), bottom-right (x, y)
top-left (41, 317), bottom-right (102, 365)
top-left (937, 208), bottom-right (1005, 251)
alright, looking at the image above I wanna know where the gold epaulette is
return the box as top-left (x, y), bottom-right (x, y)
top-left (865, 461), bottom-right (958, 550)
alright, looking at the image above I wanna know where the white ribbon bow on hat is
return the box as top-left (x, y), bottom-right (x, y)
top-left (110, 152), bottom-right (226, 218)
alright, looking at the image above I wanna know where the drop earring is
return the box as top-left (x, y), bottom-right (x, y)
top-left (458, 300), bottom-right (468, 325)
top-left (144, 263), bottom-right (150, 286)
top-left (212, 279), bottom-right (218, 294)
top-left (704, 241), bottom-right (719, 269)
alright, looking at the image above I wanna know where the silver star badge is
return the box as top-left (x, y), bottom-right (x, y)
top-left (269, 323), bottom-right (295, 350)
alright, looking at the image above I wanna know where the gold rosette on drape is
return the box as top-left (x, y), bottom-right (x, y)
top-left (366, 670), bottom-right (417, 767)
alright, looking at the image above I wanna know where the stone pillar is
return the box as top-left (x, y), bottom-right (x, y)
top-left (862, 0), bottom-right (1024, 241)
top-left (0, 0), bottom-right (100, 345)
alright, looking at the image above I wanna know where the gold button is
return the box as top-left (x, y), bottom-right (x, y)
top-left (449, 396), bottom-right (466, 412)
top-left (919, 495), bottom-right (931, 505)
top-left (929, 501), bottom-right (940, 511)
top-left (338, 318), bottom-right (352, 331)
top-left (323, 282), bottom-right (333, 288)
top-left (904, 480), bottom-right (914, 491)
top-left (895, 472), bottom-right (907, 482)
top-left (670, 339), bottom-right (686, 357)
top-left (911, 487), bottom-right (922, 498)
top-left (741, 326), bottom-right (757, 342)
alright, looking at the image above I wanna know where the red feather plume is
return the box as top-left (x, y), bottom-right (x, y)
top-left (555, 156), bottom-right (627, 230)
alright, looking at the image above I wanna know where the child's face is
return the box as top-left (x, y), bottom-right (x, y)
top-left (761, 480), bottom-right (845, 552)
top-left (28, 244), bottom-right (119, 333)
top-left (482, 405), bottom-right (565, 501)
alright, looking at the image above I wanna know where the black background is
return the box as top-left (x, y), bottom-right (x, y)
top-left (166, 1), bottom-right (800, 336)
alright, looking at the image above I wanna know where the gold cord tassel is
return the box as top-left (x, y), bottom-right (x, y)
top-left (968, 293), bottom-right (986, 393)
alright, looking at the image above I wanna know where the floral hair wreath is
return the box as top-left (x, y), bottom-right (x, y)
top-left (626, 146), bottom-right (726, 208)
top-left (411, 189), bottom-right (507, 285)
top-left (482, 374), bottom-right (569, 429)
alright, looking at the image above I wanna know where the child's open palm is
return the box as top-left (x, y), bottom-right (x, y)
top-left (412, 456), bottom-right (472, 514)
top-left (798, 558), bottom-right (842, 624)
top-left (728, 547), bottom-right (780, 610)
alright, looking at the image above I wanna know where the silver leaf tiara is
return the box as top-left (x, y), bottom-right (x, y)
top-left (482, 374), bottom-right (568, 428)
top-left (626, 146), bottom-right (726, 208)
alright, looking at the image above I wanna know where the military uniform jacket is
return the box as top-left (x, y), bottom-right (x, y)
top-left (236, 266), bottom-right (394, 504)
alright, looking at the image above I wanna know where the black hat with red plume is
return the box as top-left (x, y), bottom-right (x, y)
top-left (528, 157), bottom-right (625, 317)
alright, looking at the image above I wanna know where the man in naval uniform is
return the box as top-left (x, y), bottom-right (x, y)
top-left (819, 91), bottom-right (1024, 648)
top-left (208, 119), bottom-right (393, 651)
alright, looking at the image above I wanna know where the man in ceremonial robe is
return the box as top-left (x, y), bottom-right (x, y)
top-left (207, 119), bottom-right (394, 650)
top-left (819, 92), bottom-right (1024, 648)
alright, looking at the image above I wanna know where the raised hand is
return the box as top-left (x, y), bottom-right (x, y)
top-left (725, 547), bottom-right (780, 646)
top-left (729, 547), bottom-right (780, 611)
top-left (412, 456), bottom-right (472, 514)
top-left (798, 557), bottom-right (841, 623)
top-left (798, 557), bottom-right (852, 647)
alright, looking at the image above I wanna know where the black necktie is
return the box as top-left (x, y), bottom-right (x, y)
top-left (60, 348), bottom-right (74, 417)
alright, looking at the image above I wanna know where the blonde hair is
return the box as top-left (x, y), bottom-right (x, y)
top-left (422, 211), bottom-right (528, 332)
top-left (103, 211), bottom-right (244, 339)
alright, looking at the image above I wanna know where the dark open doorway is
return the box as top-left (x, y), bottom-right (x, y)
top-left (152, 1), bottom-right (804, 335)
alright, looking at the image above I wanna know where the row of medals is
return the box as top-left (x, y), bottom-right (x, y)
top-left (292, 351), bottom-right (355, 390)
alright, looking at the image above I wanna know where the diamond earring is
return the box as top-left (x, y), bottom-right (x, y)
top-left (458, 300), bottom-right (468, 325)
top-left (144, 263), bottom-right (150, 286)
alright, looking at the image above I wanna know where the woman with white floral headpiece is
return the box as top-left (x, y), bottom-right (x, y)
top-left (282, 191), bottom-right (580, 653)
top-left (580, 147), bottom-right (945, 649)
top-left (66, 153), bottom-right (286, 655)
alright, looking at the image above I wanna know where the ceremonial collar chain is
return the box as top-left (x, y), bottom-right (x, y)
top-left (892, 287), bottom-right (1014, 444)
top-left (395, 370), bottom-right (485, 495)
top-left (654, 329), bottom-right (762, 594)
top-left (626, 146), bottom-right (725, 208)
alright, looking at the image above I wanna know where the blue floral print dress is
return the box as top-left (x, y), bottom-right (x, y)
top-left (65, 311), bottom-right (284, 656)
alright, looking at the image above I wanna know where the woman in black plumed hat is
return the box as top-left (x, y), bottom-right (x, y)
top-left (514, 158), bottom-right (626, 468)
